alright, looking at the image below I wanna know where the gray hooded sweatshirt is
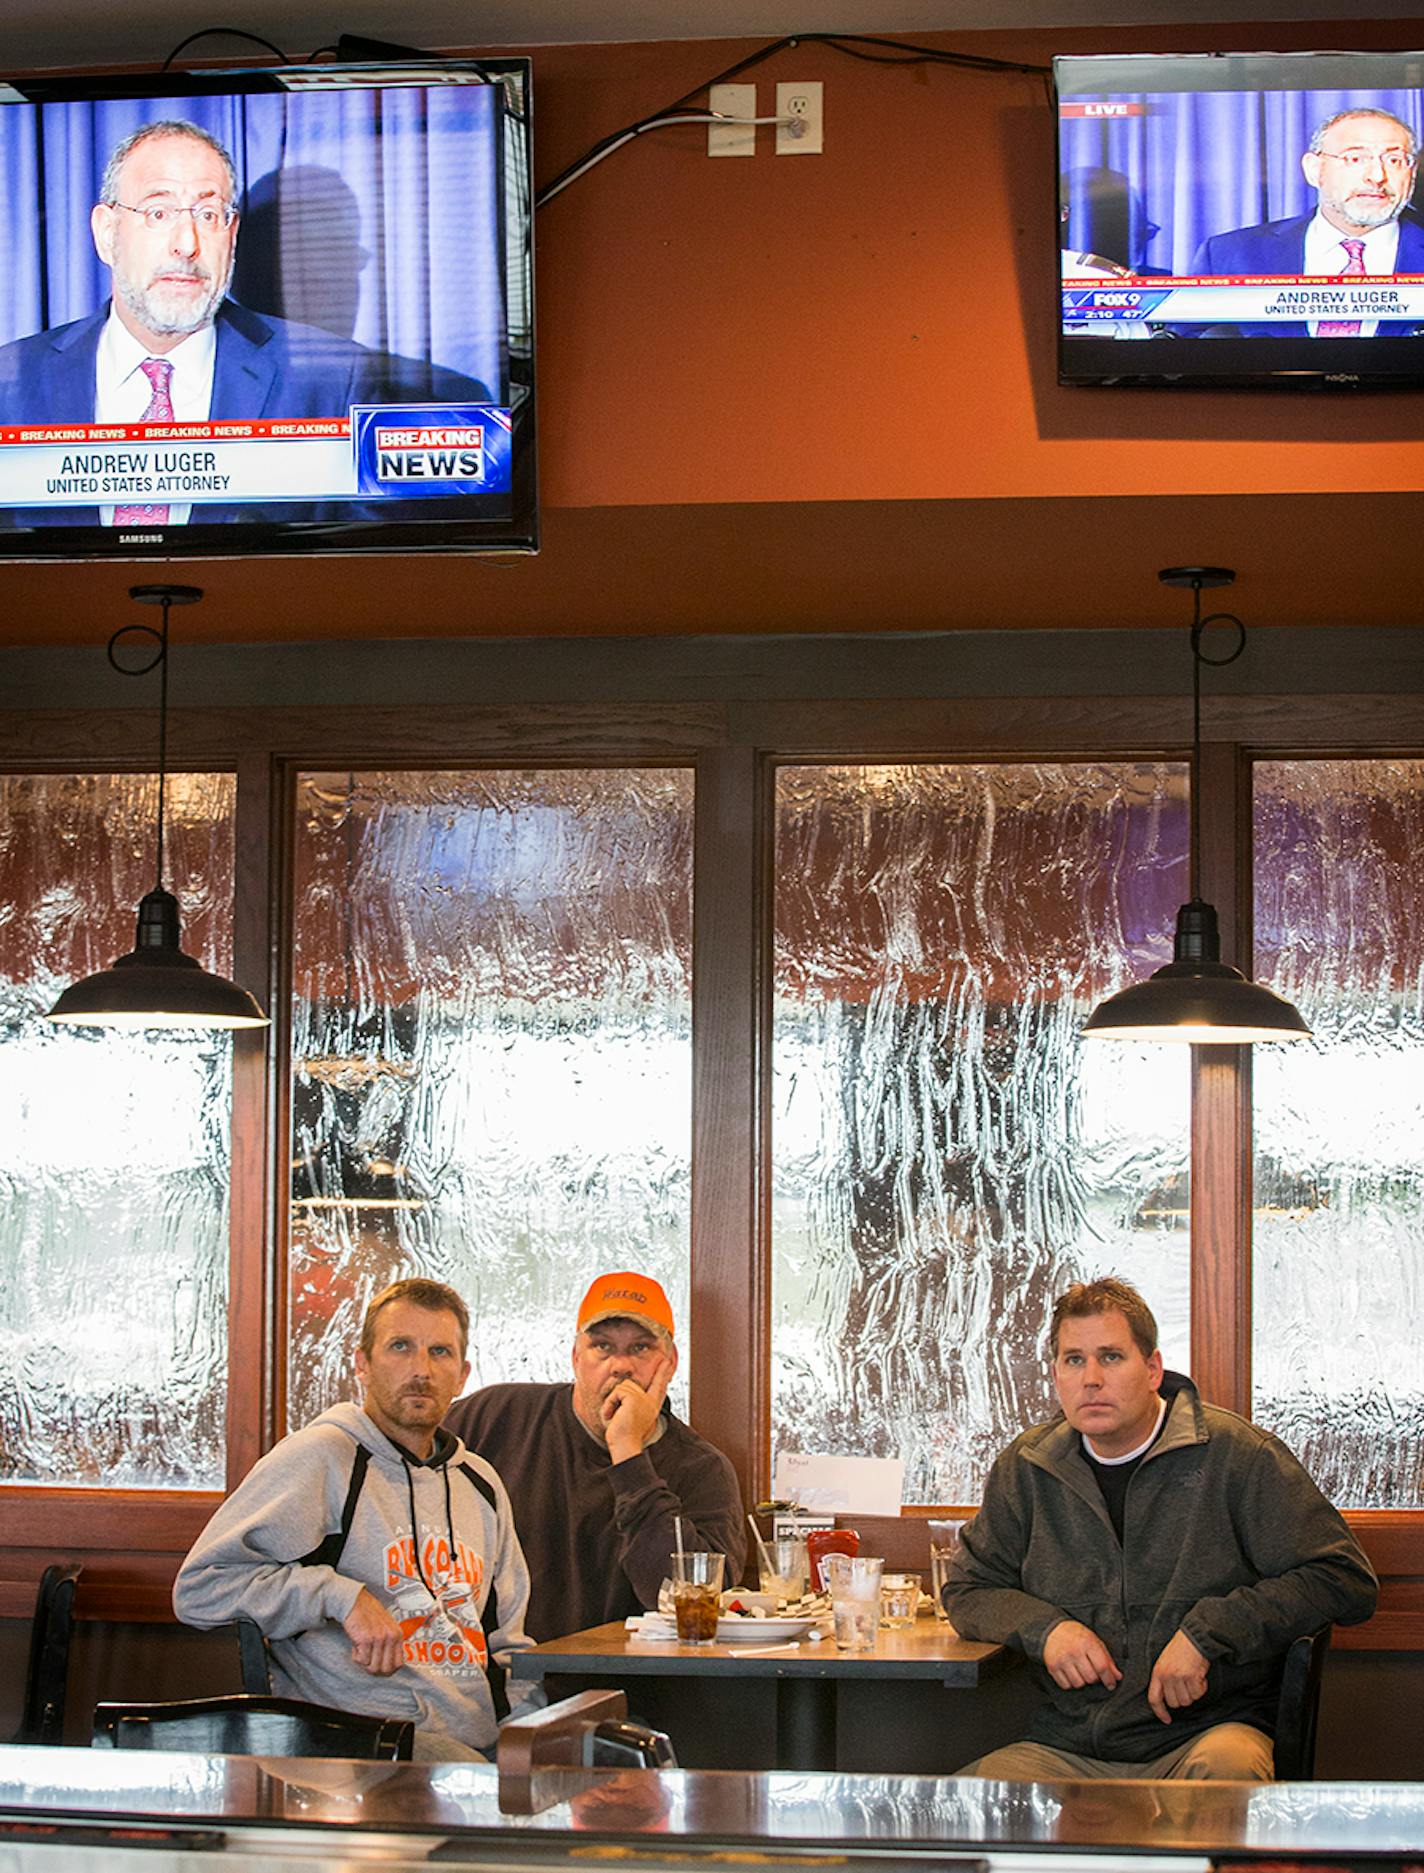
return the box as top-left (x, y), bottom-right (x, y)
top-left (173, 1403), bottom-right (536, 1754)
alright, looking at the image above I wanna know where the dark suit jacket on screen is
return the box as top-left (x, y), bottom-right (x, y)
top-left (1191, 209), bottom-right (1424, 335)
top-left (0, 297), bottom-right (492, 526)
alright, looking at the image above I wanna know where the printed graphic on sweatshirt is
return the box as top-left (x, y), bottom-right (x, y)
top-left (384, 1527), bottom-right (488, 1674)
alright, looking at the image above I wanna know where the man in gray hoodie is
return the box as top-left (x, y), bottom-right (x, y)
top-left (174, 1278), bottom-right (536, 1761)
top-left (944, 1277), bottom-right (1377, 1781)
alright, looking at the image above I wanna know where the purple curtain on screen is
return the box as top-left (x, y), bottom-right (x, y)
top-left (0, 85), bottom-right (503, 392)
top-left (1061, 86), bottom-right (1424, 274)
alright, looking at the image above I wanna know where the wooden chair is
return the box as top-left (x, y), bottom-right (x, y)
top-left (91, 1694), bottom-right (413, 1760)
top-left (1273, 1625), bottom-right (1332, 1780)
top-left (12, 1563), bottom-right (82, 1746)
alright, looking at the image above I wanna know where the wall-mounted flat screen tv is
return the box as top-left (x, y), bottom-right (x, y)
top-left (1056, 49), bottom-right (1424, 387)
top-left (0, 57), bottom-right (535, 558)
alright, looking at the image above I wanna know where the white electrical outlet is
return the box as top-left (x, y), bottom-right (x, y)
top-left (776, 81), bottom-right (823, 155)
top-left (708, 83), bottom-right (757, 157)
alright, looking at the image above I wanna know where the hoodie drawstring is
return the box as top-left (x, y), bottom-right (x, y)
top-left (401, 1451), bottom-right (461, 1605)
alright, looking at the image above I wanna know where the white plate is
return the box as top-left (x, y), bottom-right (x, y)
top-left (713, 1615), bottom-right (818, 1643)
top-left (638, 1613), bottom-right (817, 1644)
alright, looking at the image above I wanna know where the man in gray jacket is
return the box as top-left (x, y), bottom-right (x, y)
top-left (174, 1278), bottom-right (536, 1760)
top-left (944, 1277), bottom-right (1377, 1781)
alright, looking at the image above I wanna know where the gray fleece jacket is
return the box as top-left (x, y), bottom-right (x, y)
top-left (944, 1373), bottom-right (1378, 1764)
top-left (173, 1403), bottom-right (537, 1754)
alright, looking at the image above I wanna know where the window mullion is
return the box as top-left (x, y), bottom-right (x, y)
top-left (1189, 737), bottom-right (1251, 1416)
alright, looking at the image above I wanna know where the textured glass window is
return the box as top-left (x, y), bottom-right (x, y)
top-left (772, 763), bottom-right (1190, 1504)
top-left (288, 770), bottom-right (694, 1429)
top-left (1253, 759), bottom-right (1424, 1508)
top-left (0, 772), bottom-right (236, 1489)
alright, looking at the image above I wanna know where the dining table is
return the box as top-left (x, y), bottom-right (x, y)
top-left (509, 1612), bottom-right (1029, 1773)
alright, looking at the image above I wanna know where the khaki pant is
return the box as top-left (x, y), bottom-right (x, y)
top-left (961, 1721), bottom-right (1275, 1782)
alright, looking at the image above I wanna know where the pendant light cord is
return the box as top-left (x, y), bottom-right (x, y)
top-left (110, 584), bottom-right (204, 898)
top-left (1184, 577), bottom-right (1245, 904)
top-left (107, 603), bottom-right (171, 893)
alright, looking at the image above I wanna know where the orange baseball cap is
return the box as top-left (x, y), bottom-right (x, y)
top-left (577, 1271), bottom-right (676, 1340)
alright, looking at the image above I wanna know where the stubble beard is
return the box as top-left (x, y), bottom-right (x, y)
top-left (116, 249), bottom-right (235, 339)
top-left (1325, 185), bottom-right (1408, 234)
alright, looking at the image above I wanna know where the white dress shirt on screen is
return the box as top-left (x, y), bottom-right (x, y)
top-left (1302, 211), bottom-right (1401, 338)
top-left (95, 310), bottom-right (217, 524)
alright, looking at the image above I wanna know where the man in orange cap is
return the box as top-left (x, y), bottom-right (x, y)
top-left (445, 1271), bottom-right (745, 1640)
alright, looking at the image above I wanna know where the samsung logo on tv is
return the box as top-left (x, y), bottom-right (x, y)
top-left (119, 533), bottom-right (165, 543)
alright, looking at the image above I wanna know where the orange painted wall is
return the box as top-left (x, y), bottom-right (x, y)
top-left (3, 20), bottom-right (1422, 645)
top-left (523, 22), bottom-right (1424, 512)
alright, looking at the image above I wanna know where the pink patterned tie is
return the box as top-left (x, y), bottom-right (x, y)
top-left (1316, 237), bottom-right (1367, 337)
top-left (113, 357), bottom-right (174, 525)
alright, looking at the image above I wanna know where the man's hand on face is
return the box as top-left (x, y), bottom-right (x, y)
top-left (342, 1586), bottom-right (406, 1676)
top-left (1042, 1618), bottom-right (1123, 1691)
top-left (601, 1351), bottom-right (675, 1464)
top-left (1147, 1627), bottom-right (1210, 1724)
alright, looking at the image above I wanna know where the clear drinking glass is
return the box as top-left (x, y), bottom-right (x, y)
top-left (879, 1572), bottom-right (919, 1628)
top-left (671, 1551), bottom-right (724, 1643)
top-left (758, 1536), bottom-right (808, 1602)
top-left (928, 1518), bottom-right (965, 1625)
top-left (824, 1554), bottom-right (884, 1651)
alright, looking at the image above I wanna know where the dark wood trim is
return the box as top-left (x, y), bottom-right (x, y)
top-left (0, 704), bottom-right (730, 764)
top-left (689, 746), bottom-right (762, 1511)
top-left (753, 752), bottom-right (777, 1509)
top-left (729, 694), bottom-right (1424, 758)
top-left (270, 760), bottom-right (300, 1452)
top-left (0, 1569), bottom-right (183, 1623)
top-left (1335, 1615), bottom-right (1424, 1650)
top-left (1189, 1043), bottom-right (1251, 1418)
top-left (227, 751), bottom-right (276, 1490)
top-left (1189, 740), bottom-right (1251, 1415)
top-left (1347, 1511), bottom-right (1424, 1574)
top-left (1334, 1595), bottom-right (1424, 1651)
top-left (7, 690), bottom-right (1424, 770)
top-left (0, 1489), bottom-right (219, 1548)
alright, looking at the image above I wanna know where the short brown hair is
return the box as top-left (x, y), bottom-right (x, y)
top-left (1050, 1277), bottom-right (1158, 1359)
top-left (361, 1278), bottom-right (469, 1359)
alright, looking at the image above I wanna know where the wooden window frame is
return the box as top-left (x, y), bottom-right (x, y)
top-left (1, 689), bottom-right (1421, 1644)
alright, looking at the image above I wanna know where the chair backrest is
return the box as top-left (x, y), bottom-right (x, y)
top-left (91, 1694), bottom-right (414, 1761)
top-left (1273, 1624), bottom-right (1332, 1780)
top-left (14, 1562), bottom-right (82, 1746)
top-left (234, 1617), bottom-right (273, 1695)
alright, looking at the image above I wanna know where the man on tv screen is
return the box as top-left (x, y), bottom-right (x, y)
top-left (1192, 107), bottom-right (1424, 336)
top-left (0, 118), bottom-right (491, 524)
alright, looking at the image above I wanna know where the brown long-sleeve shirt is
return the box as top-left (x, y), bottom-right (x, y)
top-left (445, 1382), bottom-right (745, 1642)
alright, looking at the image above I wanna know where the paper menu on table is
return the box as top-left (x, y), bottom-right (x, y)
top-left (772, 1451), bottom-right (904, 1516)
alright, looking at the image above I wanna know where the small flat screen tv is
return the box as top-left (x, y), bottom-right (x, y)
top-left (0, 57), bottom-right (535, 557)
top-left (1055, 49), bottom-right (1424, 387)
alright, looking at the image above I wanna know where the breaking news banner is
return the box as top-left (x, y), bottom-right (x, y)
top-left (352, 404), bottom-right (514, 500)
top-left (1062, 274), bottom-right (1424, 326)
top-left (0, 405), bottom-right (512, 509)
top-left (0, 416), bottom-right (353, 508)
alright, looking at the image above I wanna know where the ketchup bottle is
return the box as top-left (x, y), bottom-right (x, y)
top-left (805, 1528), bottom-right (860, 1592)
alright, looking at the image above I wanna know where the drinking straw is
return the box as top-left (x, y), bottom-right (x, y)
top-left (674, 1515), bottom-right (686, 1565)
top-left (747, 1512), bottom-right (775, 1579)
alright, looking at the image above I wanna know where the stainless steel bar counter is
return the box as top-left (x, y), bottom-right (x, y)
top-left (4, 1744), bottom-right (1424, 1867)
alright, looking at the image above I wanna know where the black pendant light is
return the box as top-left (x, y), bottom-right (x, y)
top-left (46, 585), bottom-right (270, 1032)
top-left (1082, 567), bottom-right (1310, 1046)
